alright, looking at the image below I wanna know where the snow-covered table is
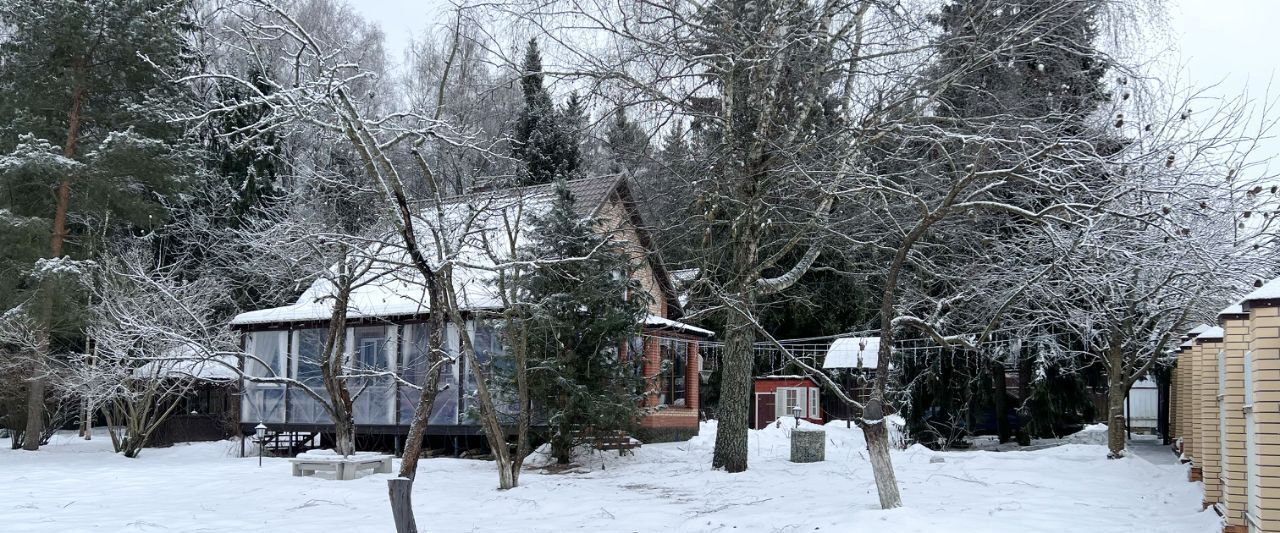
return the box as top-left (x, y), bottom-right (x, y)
top-left (289, 451), bottom-right (393, 480)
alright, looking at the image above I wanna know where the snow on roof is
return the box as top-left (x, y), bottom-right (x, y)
top-left (1220, 302), bottom-right (1245, 316)
top-left (1244, 276), bottom-right (1280, 302)
top-left (669, 268), bottom-right (699, 284)
top-left (1187, 324), bottom-right (1211, 336)
top-left (644, 315), bottom-right (714, 338)
top-left (135, 345), bottom-right (238, 381)
top-left (1179, 339), bottom-right (1194, 348)
top-left (823, 337), bottom-right (882, 369)
top-left (1197, 326), bottom-right (1225, 341)
top-left (233, 176), bottom-right (647, 326)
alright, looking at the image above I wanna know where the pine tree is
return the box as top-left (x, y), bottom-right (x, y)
top-left (519, 178), bottom-right (648, 463)
top-left (0, 0), bottom-right (197, 450)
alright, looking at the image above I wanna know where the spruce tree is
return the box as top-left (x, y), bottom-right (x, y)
top-left (520, 178), bottom-right (648, 463)
top-left (603, 106), bottom-right (649, 175)
top-left (210, 65), bottom-right (282, 228)
top-left (513, 39), bottom-right (582, 186)
top-left (901, 0), bottom-right (1116, 446)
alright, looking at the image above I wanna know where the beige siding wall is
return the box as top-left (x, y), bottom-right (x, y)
top-left (1223, 316), bottom-right (1249, 529)
top-left (596, 195), bottom-right (666, 318)
top-left (1200, 339), bottom-right (1224, 502)
top-left (1251, 305), bottom-right (1280, 526)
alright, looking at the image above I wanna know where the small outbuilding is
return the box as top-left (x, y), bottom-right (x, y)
top-left (821, 336), bottom-right (882, 421)
top-left (752, 376), bottom-right (822, 429)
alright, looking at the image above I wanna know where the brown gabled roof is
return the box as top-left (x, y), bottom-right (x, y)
top-left (438, 175), bottom-right (684, 319)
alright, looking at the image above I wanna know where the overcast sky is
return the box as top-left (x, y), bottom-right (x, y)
top-left (354, 0), bottom-right (1280, 160)
top-left (358, 0), bottom-right (1277, 96)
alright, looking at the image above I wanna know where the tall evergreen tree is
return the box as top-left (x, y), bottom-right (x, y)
top-left (557, 91), bottom-right (586, 178)
top-left (513, 39), bottom-right (582, 186)
top-left (0, 0), bottom-right (197, 449)
top-left (210, 65), bottom-right (282, 228)
top-left (900, 0), bottom-right (1116, 446)
top-left (520, 178), bottom-right (648, 464)
top-left (603, 106), bottom-right (649, 175)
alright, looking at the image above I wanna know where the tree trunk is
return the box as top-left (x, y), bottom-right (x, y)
top-left (446, 284), bottom-right (518, 489)
top-left (22, 372), bottom-right (45, 451)
top-left (388, 288), bottom-right (444, 533)
top-left (509, 316), bottom-right (531, 486)
top-left (552, 413), bottom-right (572, 464)
top-left (862, 396), bottom-right (903, 509)
top-left (1106, 345), bottom-right (1127, 459)
top-left (712, 306), bottom-right (754, 472)
top-left (26, 61), bottom-right (87, 452)
top-left (388, 477), bottom-right (416, 533)
top-left (333, 407), bottom-right (356, 457)
top-left (991, 359), bottom-right (1011, 444)
top-left (1016, 351), bottom-right (1033, 445)
top-left (320, 259), bottom-right (357, 457)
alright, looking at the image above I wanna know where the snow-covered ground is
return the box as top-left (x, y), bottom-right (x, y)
top-left (0, 421), bottom-right (1218, 532)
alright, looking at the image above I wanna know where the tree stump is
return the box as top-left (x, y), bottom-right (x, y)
top-left (790, 428), bottom-right (825, 463)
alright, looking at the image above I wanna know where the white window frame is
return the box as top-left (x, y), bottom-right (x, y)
top-left (776, 387), bottom-right (806, 419)
top-left (809, 387), bottom-right (820, 419)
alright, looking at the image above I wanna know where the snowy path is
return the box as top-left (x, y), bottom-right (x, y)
top-left (0, 422), bottom-right (1218, 532)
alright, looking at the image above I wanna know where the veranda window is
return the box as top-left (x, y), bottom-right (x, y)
top-left (288, 328), bottom-right (327, 424)
top-left (463, 321), bottom-right (508, 423)
top-left (350, 326), bottom-right (396, 425)
top-left (659, 338), bottom-right (688, 407)
top-left (242, 330), bottom-right (287, 423)
top-left (399, 323), bottom-right (459, 425)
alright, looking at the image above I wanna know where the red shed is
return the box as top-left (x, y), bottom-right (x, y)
top-left (752, 376), bottom-right (822, 429)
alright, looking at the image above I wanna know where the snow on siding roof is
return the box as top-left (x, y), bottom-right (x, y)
top-left (1220, 302), bottom-right (1245, 316)
top-left (1187, 324), bottom-right (1211, 336)
top-left (1244, 276), bottom-right (1280, 302)
top-left (135, 345), bottom-right (238, 381)
top-left (823, 337), bottom-right (881, 369)
top-left (644, 315), bottom-right (714, 337)
top-left (232, 177), bottom-right (625, 326)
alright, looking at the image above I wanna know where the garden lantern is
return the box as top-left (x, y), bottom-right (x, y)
top-left (255, 422), bottom-right (267, 468)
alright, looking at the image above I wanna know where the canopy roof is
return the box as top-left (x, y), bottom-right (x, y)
top-left (823, 337), bottom-right (882, 369)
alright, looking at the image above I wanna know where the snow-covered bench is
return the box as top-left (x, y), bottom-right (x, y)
top-left (289, 451), bottom-right (393, 481)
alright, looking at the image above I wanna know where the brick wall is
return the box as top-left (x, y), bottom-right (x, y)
top-left (1222, 315), bottom-right (1249, 531)
top-left (1250, 304), bottom-right (1280, 527)
top-left (1190, 341), bottom-right (1203, 467)
top-left (1169, 356), bottom-right (1179, 448)
top-left (637, 334), bottom-right (699, 439)
top-left (1199, 338), bottom-right (1224, 504)
top-left (1178, 345), bottom-right (1193, 458)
